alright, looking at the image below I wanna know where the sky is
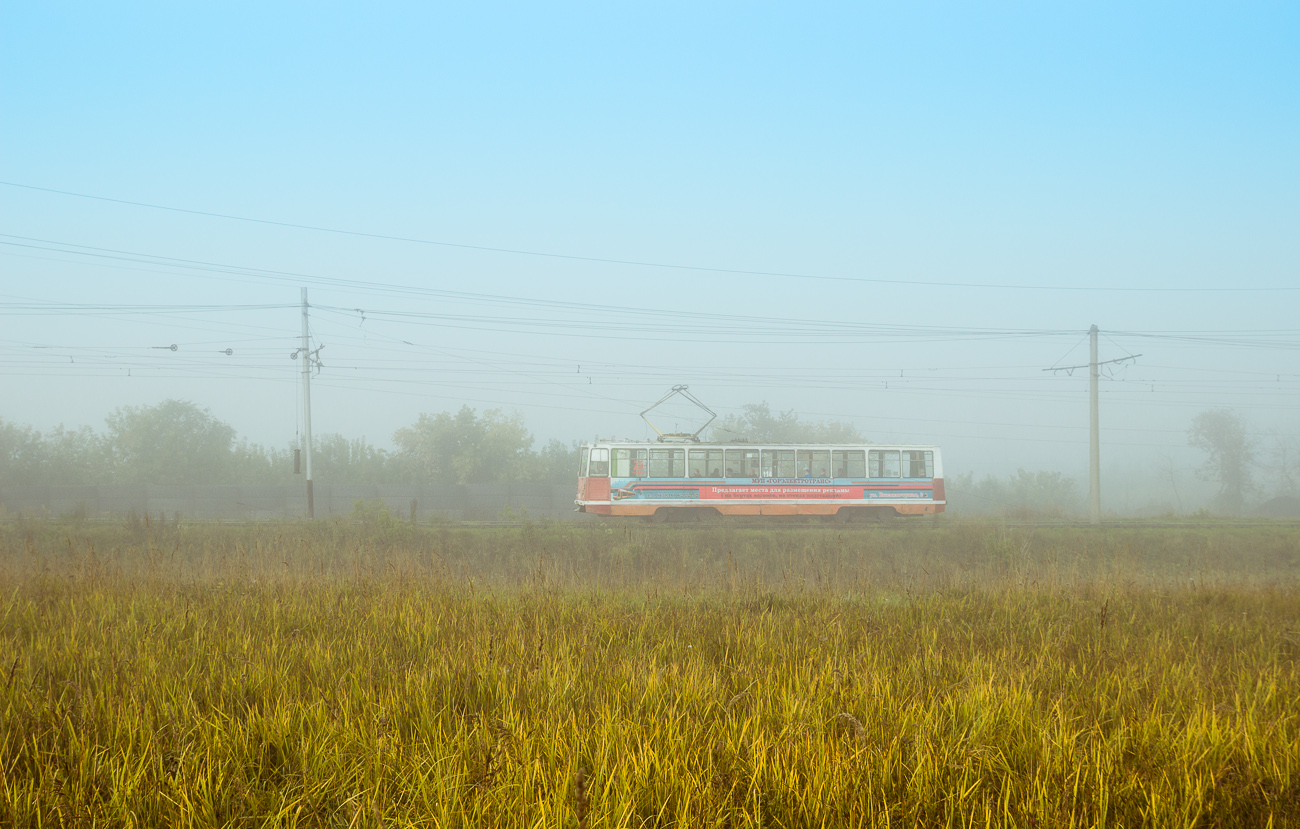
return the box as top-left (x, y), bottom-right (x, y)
top-left (2, 2), bottom-right (1298, 507)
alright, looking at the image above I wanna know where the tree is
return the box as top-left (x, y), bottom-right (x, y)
top-left (105, 399), bottom-right (238, 485)
top-left (709, 402), bottom-right (864, 443)
top-left (392, 406), bottom-right (536, 484)
top-left (41, 424), bottom-right (113, 486)
top-left (230, 439), bottom-right (291, 484)
top-left (944, 469), bottom-right (1081, 517)
top-left (1188, 409), bottom-right (1255, 514)
top-left (1260, 432), bottom-right (1298, 499)
top-left (0, 419), bottom-right (113, 487)
top-left (535, 439), bottom-right (582, 483)
top-left (310, 433), bottom-right (391, 483)
top-left (1004, 469), bottom-right (1081, 517)
top-left (0, 418), bottom-right (49, 487)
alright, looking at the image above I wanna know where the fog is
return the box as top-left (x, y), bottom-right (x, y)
top-left (2, 5), bottom-right (1297, 515)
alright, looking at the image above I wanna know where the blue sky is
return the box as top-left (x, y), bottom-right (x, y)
top-left (2, 3), bottom-right (1298, 503)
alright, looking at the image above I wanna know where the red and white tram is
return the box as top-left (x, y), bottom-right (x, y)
top-left (575, 441), bottom-right (945, 520)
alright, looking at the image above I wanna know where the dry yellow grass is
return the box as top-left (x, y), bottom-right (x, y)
top-left (2, 519), bottom-right (1298, 826)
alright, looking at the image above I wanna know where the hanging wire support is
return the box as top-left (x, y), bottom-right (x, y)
top-left (640, 385), bottom-right (716, 443)
top-left (290, 344), bottom-right (325, 370)
top-left (1043, 353), bottom-right (1141, 374)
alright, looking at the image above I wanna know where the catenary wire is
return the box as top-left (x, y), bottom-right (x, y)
top-left (4, 180), bottom-right (1297, 293)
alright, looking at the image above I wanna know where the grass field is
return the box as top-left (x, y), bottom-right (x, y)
top-left (2, 519), bottom-right (1299, 827)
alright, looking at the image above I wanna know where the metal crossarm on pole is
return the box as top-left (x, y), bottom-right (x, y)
top-left (1042, 326), bottom-right (1140, 525)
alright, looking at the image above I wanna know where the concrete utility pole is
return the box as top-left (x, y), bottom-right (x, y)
top-left (1089, 324), bottom-right (1100, 525)
top-left (301, 288), bottom-right (314, 519)
top-left (1043, 326), bottom-right (1139, 527)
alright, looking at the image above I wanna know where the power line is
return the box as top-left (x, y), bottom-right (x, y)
top-left (5, 304), bottom-right (1297, 408)
top-left (0, 235), bottom-right (1074, 339)
top-left (0, 300), bottom-right (292, 315)
top-left (4, 180), bottom-right (1297, 293)
top-left (7, 235), bottom-right (1300, 349)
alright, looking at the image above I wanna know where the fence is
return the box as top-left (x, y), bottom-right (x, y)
top-left (0, 483), bottom-right (592, 522)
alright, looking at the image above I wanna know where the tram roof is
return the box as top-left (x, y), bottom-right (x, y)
top-left (584, 440), bottom-right (940, 448)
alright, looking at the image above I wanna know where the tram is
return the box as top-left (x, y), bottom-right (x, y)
top-left (575, 441), bottom-right (945, 521)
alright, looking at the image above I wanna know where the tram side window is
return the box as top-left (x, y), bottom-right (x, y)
top-left (868, 449), bottom-right (901, 478)
top-left (688, 449), bottom-right (706, 478)
top-left (649, 448), bottom-right (685, 478)
top-left (686, 452), bottom-right (707, 478)
top-left (613, 448), bottom-right (647, 478)
top-left (707, 449), bottom-right (723, 476)
top-left (832, 450), bottom-right (866, 478)
top-left (649, 449), bottom-right (671, 478)
top-left (763, 449), bottom-right (795, 478)
top-left (581, 447), bottom-right (590, 477)
top-left (904, 450), bottom-right (934, 478)
top-left (688, 449), bottom-right (724, 477)
top-left (797, 450), bottom-right (831, 477)
top-left (588, 447), bottom-right (610, 477)
top-left (724, 448), bottom-right (760, 477)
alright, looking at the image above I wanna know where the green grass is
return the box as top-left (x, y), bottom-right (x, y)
top-left (2, 520), bottom-right (1298, 826)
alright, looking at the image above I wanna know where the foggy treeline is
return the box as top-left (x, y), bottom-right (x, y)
top-left (0, 399), bottom-right (578, 487)
top-left (1, 399), bottom-right (1294, 518)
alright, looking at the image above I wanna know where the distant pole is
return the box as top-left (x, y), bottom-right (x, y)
top-left (1043, 327), bottom-right (1138, 525)
top-left (1088, 324), bottom-right (1101, 524)
top-left (301, 288), bottom-right (314, 519)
